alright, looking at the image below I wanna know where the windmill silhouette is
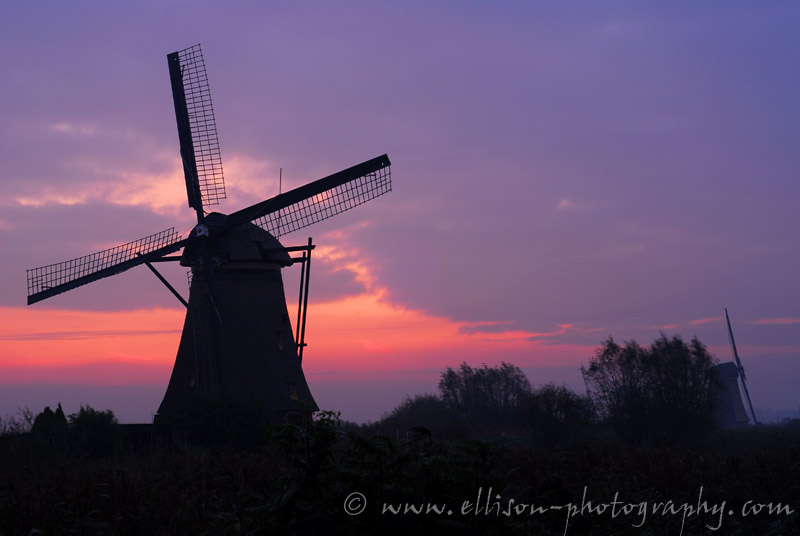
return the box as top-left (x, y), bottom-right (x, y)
top-left (26, 44), bottom-right (392, 423)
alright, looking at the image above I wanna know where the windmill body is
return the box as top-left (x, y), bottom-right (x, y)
top-left (156, 222), bottom-right (317, 423)
top-left (722, 308), bottom-right (758, 425)
top-left (25, 45), bottom-right (392, 423)
top-left (712, 361), bottom-right (750, 427)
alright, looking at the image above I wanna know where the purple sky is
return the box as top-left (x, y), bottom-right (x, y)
top-left (1, 2), bottom-right (799, 423)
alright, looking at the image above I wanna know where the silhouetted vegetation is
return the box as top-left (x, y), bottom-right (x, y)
top-left (518, 383), bottom-right (594, 444)
top-left (0, 406), bottom-right (34, 436)
top-left (30, 403), bottom-right (68, 435)
top-left (375, 363), bottom-right (593, 441)
top-left (377, 393), bottom-right (466, 439)
top-left (439, 362), bottom-right (531, 427)
top-left (2, 406), bottom-right (798, 535)
top-left (585, 334), bottom-right (720, 443)
top-left (68, 405), bottom-right (120, 459)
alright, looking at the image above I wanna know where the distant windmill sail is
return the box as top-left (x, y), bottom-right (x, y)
top-left (725, 308), bottom-right (757, 424)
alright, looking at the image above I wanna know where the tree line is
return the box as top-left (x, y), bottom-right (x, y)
top-left (377, 333), bottom-right (724, 443)
top-left (2, 333), bottom-right (725, 445)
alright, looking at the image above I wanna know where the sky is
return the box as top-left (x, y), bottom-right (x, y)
top-left (1, 2), bottom-right (799, 424)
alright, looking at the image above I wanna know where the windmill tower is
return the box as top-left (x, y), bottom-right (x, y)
top-left (25, 44), bottom-right (392, 424)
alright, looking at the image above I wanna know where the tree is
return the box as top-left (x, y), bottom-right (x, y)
top-left (0, 407), bottom-right (35, 436)
top-left (584, 334), bottom-right (720, 442)
top-left (69, 405), bottom-right (120, 458)
top-left (519, 383), bottom-right (594, 443)
top-left (31, 403), bottom-right (68, 435)
top-left (438, 362), bottom-right (531, 426)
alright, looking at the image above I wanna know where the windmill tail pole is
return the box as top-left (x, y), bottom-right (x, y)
top-left (298, 237), bottom-right (313, 363)
top-left (726, 308), bottom-right (758, 424)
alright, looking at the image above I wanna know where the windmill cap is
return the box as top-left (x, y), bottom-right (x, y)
top-left (227, 223), bottom-right (291, 264)
top-left (180, 214), bottom-right (292, 267)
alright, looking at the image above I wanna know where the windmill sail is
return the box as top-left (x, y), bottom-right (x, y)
top-left (26, 228), bottom-right (185, 305)
top-left (168, 44), bottom-right (225, 216)
top-left (226, 154), bottom-right (391, 238)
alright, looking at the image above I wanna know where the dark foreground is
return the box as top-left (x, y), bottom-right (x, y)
top-left (1, 416), bottom-right (799, 536)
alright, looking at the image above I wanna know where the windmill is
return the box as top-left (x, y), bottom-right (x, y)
top-left (724, 308), bottom-right (757, 424)
top-left (25, 44), bottom-right (392, 424)
top-left (710, 309), bottom-right (757, 427)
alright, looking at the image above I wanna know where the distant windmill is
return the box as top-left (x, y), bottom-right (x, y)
top-left (724, 308), bottom-right (758, 424)
top-left (26, 44), bottom-right (392, 423)
top-left (711, 309), bottom-right (757, 427)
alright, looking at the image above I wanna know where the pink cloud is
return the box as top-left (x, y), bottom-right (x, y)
top-left (690, 317), bottom-right (722, 326)
top-left (748, 317), bottom-right (800, 326)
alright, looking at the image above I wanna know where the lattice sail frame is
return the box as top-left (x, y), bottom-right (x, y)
top-left (26, 228), bottom-right (183, 302)
top-left (174, 44), bottom-right (226, 207)
top-left (256, 165), bottom-right (391, 238)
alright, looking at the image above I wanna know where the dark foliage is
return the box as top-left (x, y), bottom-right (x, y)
top-left (68, 405), bottom-right (120, 459)
top-left (374, 364), bottom-right (592, 443)
top-left (1, 414), bottom-right (798, 535)
top-left (376, 393), bottom-right (465, 439)
top-left (31, 404), bottom-right (68, 436)
top-left (585, 334), bottom-right (720, 443)
top-left (439, 362), bottom-right (532, 427)
top-left (518, 383), bottom-right (594, 444)
top-left (0, 407), bottom-right (35, 436)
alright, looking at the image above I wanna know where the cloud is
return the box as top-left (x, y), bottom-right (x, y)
top-left (0, 328), bottom-right (180, 342)
top-left (748, 317), bottom-right (800, 326)
top-left (51, 122), bottom-right (97, 136)
top-left (14, 190), bottom-right (90, 207)
top-left (217, 153), bottom-right (280, 207)
top-left (653, 324), bottom-right (680, 330)
top-left (556, 198), bottom-right (573, 210)
top-left (690, 317), bottom-right (722, 326)
top-left (458, 321), bottom-right (516, 335)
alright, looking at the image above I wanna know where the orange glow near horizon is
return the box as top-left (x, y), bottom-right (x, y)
top-left (0, 306), bottom-right (183, 370)
top-left (298, 293), bottom-right (589, 372)
top-left (0, 287), bottom-right (592, 386)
